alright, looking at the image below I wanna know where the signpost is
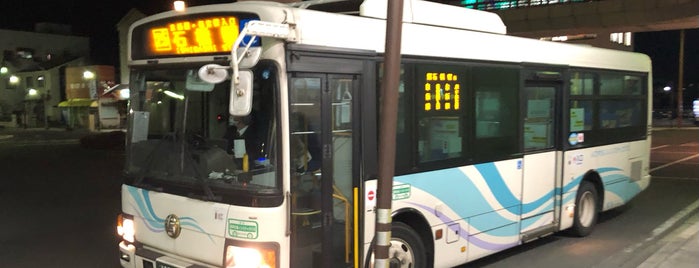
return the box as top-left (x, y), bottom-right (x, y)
top-left (374, 0), bottom-right (404, 267)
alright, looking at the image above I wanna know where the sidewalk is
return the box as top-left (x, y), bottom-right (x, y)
top-left (637, 202), bottom-right (699, 268)
top-left (0, 127), bottom-right (91, 141)
top-left (652, 117), bottom-right (699, 129)
top-left (596, 200), bottom-right (699, 268)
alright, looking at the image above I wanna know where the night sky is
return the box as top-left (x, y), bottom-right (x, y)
top-left (636, 29), bottom-right (699, 87)
top-left (1, 0), bottom-right (697, 87)
top-left (0, 0), bottom-right (232, 65)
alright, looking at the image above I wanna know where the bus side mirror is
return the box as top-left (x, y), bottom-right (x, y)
top-left (230, 70), bottom-right (253, 116)
top-left (197, 64), bottom-right (228, 85)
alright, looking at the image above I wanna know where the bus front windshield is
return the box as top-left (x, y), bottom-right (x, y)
top-left (125, 61), bottom-right (279, 205)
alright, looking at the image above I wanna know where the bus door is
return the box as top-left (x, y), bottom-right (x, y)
top-left (520, 72), bottom-right (562, 241)
top-left (288, 71), bottom-right (359, 268)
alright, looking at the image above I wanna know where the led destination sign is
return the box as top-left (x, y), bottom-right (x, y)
top-left (151, 17), bottom-right (239, 54)
top-left (424, 72), bottom-right (461, 112)
top-left (131, 13), bottom-right (260, 60)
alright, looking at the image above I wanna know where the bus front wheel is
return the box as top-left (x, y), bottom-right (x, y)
top-left (570, 180), bottom-right (599, 237)
top-left (389, 222), bottom-right (427, 268)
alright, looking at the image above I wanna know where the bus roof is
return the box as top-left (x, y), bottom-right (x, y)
top-left (128, 0), bottom-right (651, 73)
top-left (285, 0), bottom-right (651, 73)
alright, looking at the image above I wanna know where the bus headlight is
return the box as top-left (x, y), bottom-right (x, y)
top-left (117, 213), bottom-right (135, 243)
top-left (224, 242), bottom-right (278, 268)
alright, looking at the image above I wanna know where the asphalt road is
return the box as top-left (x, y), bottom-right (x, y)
top-left (0, 131), bottom-right (123, 268)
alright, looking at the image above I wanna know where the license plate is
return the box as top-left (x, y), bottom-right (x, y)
top-left (156, 262), bottom-right (177, 268)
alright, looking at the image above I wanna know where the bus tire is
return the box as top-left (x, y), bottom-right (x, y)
top-left (390, 222), bottom-right (427, 268)
top-left (570, 180), bottom-right (599, 237)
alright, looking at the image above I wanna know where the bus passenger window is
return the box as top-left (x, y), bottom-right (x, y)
top-left (415, 63), bottom-right (466, 164)
top-left (570, 72), bottom-right (594, 96)
top-left (475, 91), bottom-right (502, 138)
top-left (622, 76), bottom-right (642, 95)
top-left (599, 74), bottom-right (625, 95)
top-left (418, 117), bottom-right (461, 163)
top-left (471, 66), bottom-right (519, 160)
top-left (570, 100), bottom-right (593, 131)
top-left (599, 100), bottom-right (642, 129)
top-left (472, 66), bottom-right (518, 139)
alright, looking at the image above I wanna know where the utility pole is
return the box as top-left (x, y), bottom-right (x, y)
top-left (676, 29), bottom-right (685, 127)
top-left (374, 0), bottom-right (403, 267)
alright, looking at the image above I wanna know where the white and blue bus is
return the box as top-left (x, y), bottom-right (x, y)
top-left (117, 1), bottom-right (652, 267)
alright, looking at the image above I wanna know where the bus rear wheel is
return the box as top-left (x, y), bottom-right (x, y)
top-left (389, 222), bottom-right (427, 268)
top-left (570, 180), bottom-right (599, 237)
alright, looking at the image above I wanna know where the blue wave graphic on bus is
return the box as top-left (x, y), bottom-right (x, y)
top-left (565, 167), bottom-right (641, 201)
top-left (475, 163), bottom-right (555, 215)
top-left (396, 163), bottom-right (640, 239)
top-left (408, 201), bottom-right (518, 251)
top-left (126, 186), bottom-right (213, 242)
top-left (396, 163), bottom-right (557, 231)
top-left (595, 167), bottom-right (642, 203)
top-left (474, 164), bottom-right (520, 213)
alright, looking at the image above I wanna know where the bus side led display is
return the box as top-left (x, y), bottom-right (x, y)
top-left (424, 72), bottom-right (461, 111)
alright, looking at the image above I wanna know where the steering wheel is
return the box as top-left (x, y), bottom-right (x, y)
top-left (188, 133), bottom-right (207, 148)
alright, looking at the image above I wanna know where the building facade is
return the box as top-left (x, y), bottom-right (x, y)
top-left (60, 65), bottom-right (118, 130)
top-left (0, 25), bottom-right (90, 128)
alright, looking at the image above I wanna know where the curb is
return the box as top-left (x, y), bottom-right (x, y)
top-left (652, 127), bottom-right (699, 131)
top-left (597, 200), bottom-right (699, 267)
top-left (638, 212), bottom-right (699, 268)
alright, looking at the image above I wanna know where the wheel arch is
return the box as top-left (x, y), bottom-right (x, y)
top-left (392, 207), bottom-right (434, 265)
top-left (582, 169), bottom-right (604, 210)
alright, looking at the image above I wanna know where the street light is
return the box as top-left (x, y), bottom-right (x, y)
top-left (663, 85), bottom-right (676, 120)
top-left (174, 1), bottom-right (186, 12)
top-left (83, 70), bottom-right (95, 79)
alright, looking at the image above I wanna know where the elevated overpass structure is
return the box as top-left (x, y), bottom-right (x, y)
top-left (437, 0), bottom-right (699, 50)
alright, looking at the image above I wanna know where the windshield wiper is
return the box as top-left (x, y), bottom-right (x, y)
top-left (184, 146), bottom-right (221, 202)
top-left (179, 95), bottom-right (220, 202)
top-left (133, 133), bottom-right (176, 187)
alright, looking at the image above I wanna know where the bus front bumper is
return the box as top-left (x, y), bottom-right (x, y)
top-left (119, 241), bottom-right (218, 268)
top-left (119, 241), bottom-right (136, 268)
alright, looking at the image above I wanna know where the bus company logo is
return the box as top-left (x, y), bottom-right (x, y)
top-left (568, 133), bottom-right (579, 146)
top-left (228, 219), bottom-right (259, 239)
top-left (164, 214), bottom-right (181, 238)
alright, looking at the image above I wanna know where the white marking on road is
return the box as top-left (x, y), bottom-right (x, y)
top-left (651, 145), bottom-right (669, 150)
top-left (649, 153), bottom-right (699, 173)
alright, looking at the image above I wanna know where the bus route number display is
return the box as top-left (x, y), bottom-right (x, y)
top-left (424, 72), bottom-right (461, 111)
top-left (145, 16), bottom-right (251, 57)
